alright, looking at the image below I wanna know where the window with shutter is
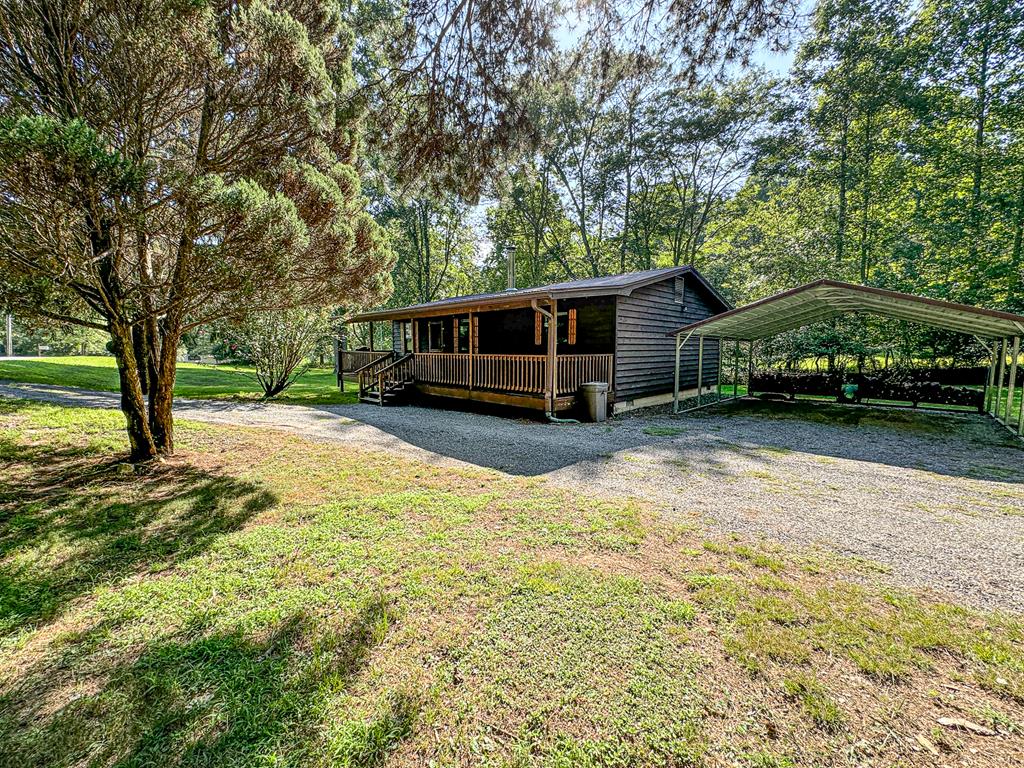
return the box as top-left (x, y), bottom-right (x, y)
top-left (534, 311), bottom-right (542, 345)
top-left (568, 308), bottom-right (577, 345)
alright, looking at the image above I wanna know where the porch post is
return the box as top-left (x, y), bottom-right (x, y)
top-left (369, 321), bottom-right (375, 352)
top-left (468, 311), bottom-right (475, 390)
top-left (696, 336), bottom-right (704, 406)
top-left (547, 299), bottom-right (558, 412)
top-left (1005, 337), bottom-right (1020, 425)
top-left (673, 334), bottom-right (681, 414)
top-left (995, 338), bottom-right (1007, 420)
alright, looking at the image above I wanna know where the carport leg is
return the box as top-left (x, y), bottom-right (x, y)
top-left (716, 339), bottom-right (722, 402)
top-left (747, 340), bottom-right (755, 397)
top-left (984, 345), bottom-right (997, 413)
top-left (673, 335), bottom-right (682, 414)
top-left (995, 338), bottom-right (1007, 421)
top-left (1006, 337), bottom-right (1020, 426)
top-left (697, 337), bottom-right (704, 406)
top-left (733, 340), bottom-right (739, 399)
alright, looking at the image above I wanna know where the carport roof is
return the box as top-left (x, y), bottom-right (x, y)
top-left (668, 280), bottom-right (1024, 341)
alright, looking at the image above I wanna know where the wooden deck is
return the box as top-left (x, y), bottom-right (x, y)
top-left (340, 351), bottom-right (613, 410)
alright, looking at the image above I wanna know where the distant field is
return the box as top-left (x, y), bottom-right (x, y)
top-left (0, 355), bottom-right (357, 406)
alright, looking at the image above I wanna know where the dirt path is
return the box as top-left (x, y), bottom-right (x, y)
top-left (3, 380), bottom-right (1023, 612)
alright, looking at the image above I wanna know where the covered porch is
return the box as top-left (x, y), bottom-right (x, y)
top-left (342, 296), bottom-right (615, 412)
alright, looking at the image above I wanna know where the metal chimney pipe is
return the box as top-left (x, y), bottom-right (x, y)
top-left (506, 245), bottom-right (516, 291)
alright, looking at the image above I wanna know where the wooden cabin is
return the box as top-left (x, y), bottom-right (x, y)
top-left (341, 266), bottom-right (730, 415)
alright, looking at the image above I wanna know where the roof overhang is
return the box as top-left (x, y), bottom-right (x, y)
top-left (668, 280), bottom-right (1024, 341)
top-left (347, 265), bottom-right (731, 324)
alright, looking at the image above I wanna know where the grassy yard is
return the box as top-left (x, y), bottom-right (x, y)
top-left (1, 400), bottom-right (1022, 767)
top-left (0, 355), bottom-right (358, 405)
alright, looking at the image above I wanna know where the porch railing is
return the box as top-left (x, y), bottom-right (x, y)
top-left (557, 354), bottom-right (614, 395)
top-left (340, 349), bottom-right (392, 373)
top-left (411, 352), bottom-right (612, 397)
top-left (474, 354), bottom-right (547, 394)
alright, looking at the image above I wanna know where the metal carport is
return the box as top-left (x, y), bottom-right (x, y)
top-left (667, 279), bottom-right (1024, 436)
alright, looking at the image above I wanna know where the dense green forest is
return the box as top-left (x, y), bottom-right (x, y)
top-left (370, 0), bottom-right (1023, 366)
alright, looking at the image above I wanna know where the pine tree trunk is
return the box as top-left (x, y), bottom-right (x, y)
top-left (149, 322), bottom-right (180, 455)
top-left (109, 320), bottom-right (158, 462)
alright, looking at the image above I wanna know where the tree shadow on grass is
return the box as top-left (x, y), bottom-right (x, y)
top-left (0, 432), bottom-right (278, 638)
top-left (0, 597), bottom-right (419, 768)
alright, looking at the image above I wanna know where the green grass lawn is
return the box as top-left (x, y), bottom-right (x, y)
top-left (0, 355), bottom-right (358, 405)
top-left (1, 399), bottom-right (1022, 767)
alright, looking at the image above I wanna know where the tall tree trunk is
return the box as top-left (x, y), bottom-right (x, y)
top-left (969, 22), bottom-right (991, 262)
top-left (1011, 163), bottom-right (1024, 301)
top-left (858, 111), bottom-right (874, 282)
top-left (837, 115), bottom-right (849, 264)
top-left (149, 320), bottom-right (179, 454)
top-left (109, 320), bottom-right (158, 462)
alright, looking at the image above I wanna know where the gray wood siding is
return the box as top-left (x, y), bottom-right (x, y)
top-left (391, 320), bottom-right (403, 352)
top-left (614, 275), bottom-right (721, 401)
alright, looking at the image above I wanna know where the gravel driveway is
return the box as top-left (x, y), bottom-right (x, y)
top-left (3, 381), bottom-right (1023, 612)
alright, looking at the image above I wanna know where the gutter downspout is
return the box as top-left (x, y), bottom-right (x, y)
top-left (532, 297), bottom-right (579, 423)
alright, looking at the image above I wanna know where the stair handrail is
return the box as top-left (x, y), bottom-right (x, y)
top-left (356, 351), bottom-right (397, 396)
top-left (375, 353), bottom-right (415, 404)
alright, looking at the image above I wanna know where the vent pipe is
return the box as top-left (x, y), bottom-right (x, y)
top-left (506, 245), bottom-right (516, 291)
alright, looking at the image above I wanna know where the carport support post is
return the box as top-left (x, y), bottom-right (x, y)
top-left (696, 336), bottom-right (704, 406)
top-left (716, 338), bottom-right (723, 402)
top-left (1004, 337), bottom-right (1019, 424)
top-left (747, 340), bottom-right (755, 397)
top-left (733, 340), bottom-right (739, 399)
top-left (984, 344), bottom-right (997, 413)
top-left (673, 334), bottom-right (682, 414)
top-left (995, 338), bottom-right (1007, 421)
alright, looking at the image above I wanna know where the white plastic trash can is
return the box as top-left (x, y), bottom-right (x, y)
top-left (580, 381), bottom-right (609, 422)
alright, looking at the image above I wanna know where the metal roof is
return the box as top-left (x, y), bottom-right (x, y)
top-left (348, 266), bottom-right (731, 323)
top-left (668, 280), bottom-right (1024, 341)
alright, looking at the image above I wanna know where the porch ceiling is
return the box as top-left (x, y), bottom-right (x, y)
top-left (669, 280), bottom-right (1024, 341)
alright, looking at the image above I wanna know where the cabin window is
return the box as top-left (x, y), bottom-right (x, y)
top-left (426, 319), bottom-right (444, 352)
top-left (534, 311), bottom-right (543, 345)
top-left (457, 318), bottom-right (470, 353)
top-left (674, 276), bottom-right (686, 304)
top-left (568, 308), bottom-right (577, 345)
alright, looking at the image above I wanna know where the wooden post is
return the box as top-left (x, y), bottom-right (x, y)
top-left (369, 321), bottom-right (375, 352)
top-left (469, 311), bottom-right (475, 390)
top-left (995, 338), bottom-right (1007, 420)
top-left (1006, 337), bottom-right (1020, 425)
top-left (733, 340), bottom-right (740, 399)
top-left (696, 336), bottom-right (704, 406)
top-left (673, 334), bottom-right (682, 414)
